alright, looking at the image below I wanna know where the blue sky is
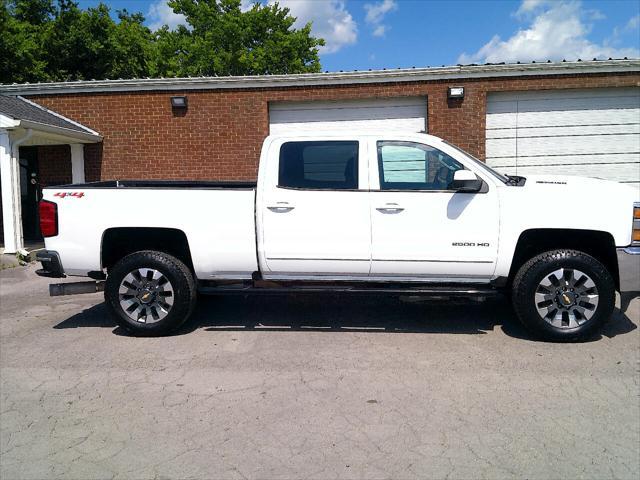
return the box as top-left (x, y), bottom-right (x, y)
top-left (78, 0), bottom-right (640, 72)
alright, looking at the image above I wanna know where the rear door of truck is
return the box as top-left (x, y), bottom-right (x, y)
top-left (257, 136), bottom-right (371, 277)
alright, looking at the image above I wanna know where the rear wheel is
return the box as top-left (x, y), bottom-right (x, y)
top-left (105, 250), bottom-right (196, 336)
top-left (512, 249), bottom-right (615, 341)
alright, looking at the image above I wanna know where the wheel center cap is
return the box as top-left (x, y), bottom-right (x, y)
top-left (558, 291), bottom-right (576, 307)
top-left (139, 290), bottom-right (154, 304)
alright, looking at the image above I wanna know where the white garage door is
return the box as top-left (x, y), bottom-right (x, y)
top-left (269, 97), bottom-right (427, 134)
top-left (486, 87), bottom-right (640, 189)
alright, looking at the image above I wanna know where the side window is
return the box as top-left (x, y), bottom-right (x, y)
top-left (279, 141), bottom-right (359, 190)
top-left (377, 141), bottom-right (464, 190)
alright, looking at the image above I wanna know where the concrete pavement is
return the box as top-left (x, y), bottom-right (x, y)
top-left (1, 264), bottom-right (639, 479)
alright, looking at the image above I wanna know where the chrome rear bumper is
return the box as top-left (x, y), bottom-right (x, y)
top-left (617, 247), bottom-right (640, 294)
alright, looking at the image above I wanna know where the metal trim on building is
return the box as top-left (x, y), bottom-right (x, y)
top-left (0, 60), bottom-right (638, 96)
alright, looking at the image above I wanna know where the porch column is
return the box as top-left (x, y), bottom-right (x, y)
top-left (70, 144), bottom-right (85, 184)
top-left (0, 130), bottom-right (23, 254)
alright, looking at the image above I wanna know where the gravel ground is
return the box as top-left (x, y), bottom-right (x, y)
top-left (1, 264), bottom-right (639, 479)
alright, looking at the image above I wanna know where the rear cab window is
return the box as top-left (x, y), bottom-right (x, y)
top-left (279, 141), bottom-right (359, 190)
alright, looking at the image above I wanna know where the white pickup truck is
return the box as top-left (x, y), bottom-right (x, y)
top-left (36, 132), bottom-right (639, 341)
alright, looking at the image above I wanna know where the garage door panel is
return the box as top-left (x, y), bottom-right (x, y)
top-left (488, 108), bottom-right (640, 130)
top-left (494, 163), bottom-right (640, 184)
top-left (515, 94), bottom-right (639, 113)
top-left (269, 97), bottom-right (427, 134)
top-left (516, 134), bottom-right (639, 156)
top-left (486, 100), bottom-right (518, 115)
top-left (486, 112), bottom-right (517, 130)
top-left (515, 108), bottom-right (640, 128)
top-left (270, 97), bottom-right (424, 111)
top-left (488, 152), bottom-right (640, 168)
top-left (486, 88), bottom-right (640, 185)
top-left (486, 138), bottom-right (516, 158)
top-left (489, 87), bottom-right (639, 103)
top-left (271, 105), bottom-right (425, 123)
top-left (271, 117), bottom-right (426, 134)
top-left (487, 123), bottom-right (640, 139)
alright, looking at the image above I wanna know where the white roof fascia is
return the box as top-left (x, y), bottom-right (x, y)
top-left (18, 120), bottom-right (102, 142)
top-left (0, 113), bottom-right (20, 129)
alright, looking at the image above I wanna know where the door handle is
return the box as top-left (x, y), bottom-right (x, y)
top-left (267, 202), bottom-right (295, 213)
top-left (376, 203), bottom-right (405, 214)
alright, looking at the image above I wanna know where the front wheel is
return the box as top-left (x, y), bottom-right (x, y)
top-left (105, 250), bottom-right (197, 336)
top-left (512, 249), bottom-right (615, 341)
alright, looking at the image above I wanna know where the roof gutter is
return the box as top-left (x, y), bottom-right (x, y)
top-left (1, 59), bottom-right (638, 96)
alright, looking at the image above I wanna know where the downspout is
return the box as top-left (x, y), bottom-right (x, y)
top-left (12, 128), bottom-right (33, 154)
top-left (8, 128), bottom-right (34, 254)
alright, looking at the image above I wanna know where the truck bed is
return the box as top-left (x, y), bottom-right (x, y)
top-left (42, 182), bottom-right (259, 278)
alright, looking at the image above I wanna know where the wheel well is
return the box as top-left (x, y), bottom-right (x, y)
top-left (101, 228), bottom-right (194, 273)
top-left (508, 229), bottom-right (619, 289)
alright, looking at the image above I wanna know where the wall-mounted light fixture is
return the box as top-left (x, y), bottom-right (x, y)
top-left (170, 96), bottom-right (188, 109)
top-left (447, 87), bottom-right (465, 99)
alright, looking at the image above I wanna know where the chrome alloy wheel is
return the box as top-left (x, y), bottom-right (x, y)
top-left (118, 268), bottom-right (174, 323)
top-left (534, 268), bottom-right (599, 328)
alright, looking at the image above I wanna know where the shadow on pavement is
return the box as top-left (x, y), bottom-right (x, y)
top-left (53, 294), bottom-right (638, 342)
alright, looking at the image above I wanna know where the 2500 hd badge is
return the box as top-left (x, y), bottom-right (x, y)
top-left (452, 242), bottom-right (490, 247)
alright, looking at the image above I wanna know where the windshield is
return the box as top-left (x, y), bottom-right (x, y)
top-left (443, 141), bottom-right (510, 184)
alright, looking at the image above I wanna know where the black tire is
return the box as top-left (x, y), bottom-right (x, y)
top-left (105, 250), bottom-right (197, 336)
top-left (512, 249), bottom-right (615, 342)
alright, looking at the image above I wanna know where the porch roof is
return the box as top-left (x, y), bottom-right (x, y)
top-left (0, 95), bottom-right (101, 145)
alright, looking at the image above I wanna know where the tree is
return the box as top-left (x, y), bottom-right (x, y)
top-left (0, 0), bottom-right (324, 84)
top-left (160, 0), bottom-right (323, 76)
top-left (43, 2), bottom-right (155, 81)
top-left (1, 0), bottom-right (155, 82)
top-left (0, 0), bottom-right (51, 83)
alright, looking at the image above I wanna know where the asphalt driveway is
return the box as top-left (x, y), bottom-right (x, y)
top-left (1, 264), bottom-right (639, 479)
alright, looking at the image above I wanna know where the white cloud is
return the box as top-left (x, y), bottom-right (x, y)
top-left (373, 25), bottom-right (386, 37)
top-left (365, 0), bottom-right (397, 24)
top-left (364, 0), bottom-right (397, 37)
top-left (458, 0), bottom-right (639, 64)
top-left (273, 0), bottom-right (357, 54)
top-left (147, 1), bottom-right (187, 30)
top-left (515, 0), bottom-right (547, 16)
top-left (624, 14), bottom-right (640, 31)
top-left (610, 13), bottom-right (640, 46)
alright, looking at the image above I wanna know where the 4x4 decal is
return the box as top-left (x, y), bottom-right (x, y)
top-left (53, 192), bottom-right (85, 199)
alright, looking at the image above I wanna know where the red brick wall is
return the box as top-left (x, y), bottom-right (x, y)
top-left (37, 145), bottom-right (72, 186)
top-left (83, 143), bottom-right (103, 182)
top-left (28, 72), bottom-right (640, 182)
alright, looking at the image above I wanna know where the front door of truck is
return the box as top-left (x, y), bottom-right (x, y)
top-left (368, 139), bottom-right (499, 280)
top-left (259, 139), bottom-right (371, 277)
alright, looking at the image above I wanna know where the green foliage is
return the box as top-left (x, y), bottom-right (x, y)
top-left (0, 0), bottom-right (323, 83)
top-left (163, 0), bottom-right (323, 76)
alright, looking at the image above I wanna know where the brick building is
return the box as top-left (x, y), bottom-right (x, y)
top-left (1, 59), bottom-right (639, 253)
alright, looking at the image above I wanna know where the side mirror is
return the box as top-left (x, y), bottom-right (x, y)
top-left (451, 170), bottom-right (482, 192)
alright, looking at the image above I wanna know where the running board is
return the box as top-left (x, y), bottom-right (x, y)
top-left (198, 281), bottom-right (501, 297)
top-left (49, 281), bottom-right (105, 296)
